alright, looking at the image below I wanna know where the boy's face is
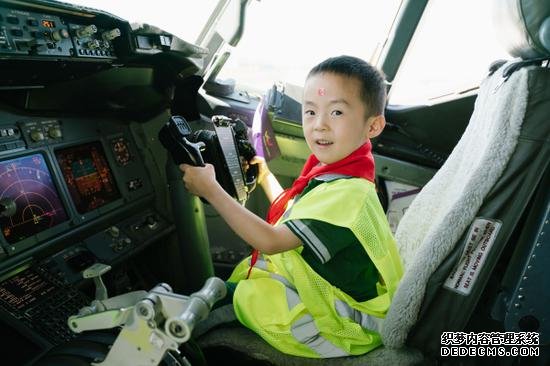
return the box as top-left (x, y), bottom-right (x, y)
top-left (302, 72), bottom-right (377, 165)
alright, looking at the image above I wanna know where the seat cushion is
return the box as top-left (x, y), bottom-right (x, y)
top-left (198, 326), bottom-right (423, 366)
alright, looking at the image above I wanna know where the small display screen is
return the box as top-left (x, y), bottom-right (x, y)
top-left (56, 142), bottom-right (120, 214)
top-left (0, 154), bottom-right (68, 244)
top-left (41, 19), bottom-right (56, 28)
top-left (0, 268), bottom-right (57, 312)
top-left (111, 137), bottom-right (133, 166)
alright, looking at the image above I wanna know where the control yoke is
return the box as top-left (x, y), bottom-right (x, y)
top-left (68, 265), bottom-right (227, 366)
top-left (158, 114), bottom-right (258, 205)
top-left (158, 115), bottom-right (205, 167)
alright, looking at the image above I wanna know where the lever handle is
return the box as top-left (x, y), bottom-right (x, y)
top-left (82, 263), bottom-right (111, 301)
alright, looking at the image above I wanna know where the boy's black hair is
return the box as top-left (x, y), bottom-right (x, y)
top-left (307, 55), bottom-right (387, 117)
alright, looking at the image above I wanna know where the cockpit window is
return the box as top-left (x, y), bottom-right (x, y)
top-left (68, 0), bottom-right (218, 43)
top-left (216, 0), bottom-right (403, 94)
top-left (388, 0), bottom-right (509, 105)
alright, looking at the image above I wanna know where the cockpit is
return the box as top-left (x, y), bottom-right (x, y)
top-left (0, 0), bottom-right (548, 365)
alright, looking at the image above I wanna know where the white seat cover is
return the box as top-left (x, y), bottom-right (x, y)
top-left (382, 61), bottom-right (530, 347)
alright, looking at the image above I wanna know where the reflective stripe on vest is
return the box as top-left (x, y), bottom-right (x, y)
top-left (286, 219), bottom-right (331, 263)
top-left (291, 314), bottom-right (349, 358)
top-left (248, 256), bottom-right (269, 271)
top-left (271, 270), bottom-right (350, 357)
top-left (334, 299), bottom-right (383, 333)
top-left (271, 270), bottom-right (383, 335)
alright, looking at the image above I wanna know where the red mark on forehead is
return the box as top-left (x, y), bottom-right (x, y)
top-left (317, 88), bottom-right (326, 96)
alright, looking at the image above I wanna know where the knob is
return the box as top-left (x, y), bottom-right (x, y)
top-left (102, 28), bottom-right (120, 41)
top-left (30, 130), bottom-right (45, 142)
top-left (146, 215), bottom-right (158, 230)
top-left (76, 24), bottom-right (97, 38)
top-left (51, 29), bottom-right (69, 42)
top-left (86, 39), bottom-right (101, 50)
top-left (48, 127), bottom-right (62, 139)
top-left (0, 198), bottom-right (17, 218)
top-left (107, 226), bottom-right (120, 238)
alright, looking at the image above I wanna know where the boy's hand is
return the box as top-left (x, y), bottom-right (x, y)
top-left (179, 163), bottom-right (220, 199)
top-left (250, 156), bottom-right (284, 203)
top-left (250, 156), bottom-right (270, 185)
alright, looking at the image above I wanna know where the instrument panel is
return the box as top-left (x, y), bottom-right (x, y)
top-left (0, 110), bottom-right (175, 361)
top-left (0, 112), bottom-right (160, 257)
top-left (0, 4), bottom-right (120, 59)
top-left (0, 1), bottom-right (205, 363)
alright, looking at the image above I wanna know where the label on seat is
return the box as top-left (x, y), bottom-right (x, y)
top-left (444, 218), bottom-right (502, 296)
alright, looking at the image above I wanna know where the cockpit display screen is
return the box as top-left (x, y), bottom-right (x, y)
top-left (0, 154), bottom-right (68, 244)
top-left (56, 142), bottom-right (120, 214)
top-left (0, 268), bottom-right (57, 312)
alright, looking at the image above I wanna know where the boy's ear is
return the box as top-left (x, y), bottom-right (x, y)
top-left (366, 115), bottom-right (386, 139)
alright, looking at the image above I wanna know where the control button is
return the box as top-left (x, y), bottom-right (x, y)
top-left (107, 226), bottom-right (120, 238)
top-left (10, 29), bottom-right (23, 37)
top-left (15, 39), bottom-right (35, 51)
top-left (146, 215), bottom-right (158, 230)
top-left (7, 16), bottom-right (19, 25)
top-left (27, 19), bottom-right (38, 27)
top-left (78, 49), bottom-right (83, 55)
top-left (51, 29), bottom-right (69, 41)
top-left (101, 28), bottom-right (120, 41)
top-left (86, 39), bottom-right (100, 50)
top-left (0, 129), bottom-right (7, 137)
top-left (30, 130), bottom-right (45, 142)
top-left (7, 128), bottom-right (14, 136)
top-left (48, 127), bottom-right (62, 139)
top-left (76, 24), bottom-right (97, 39)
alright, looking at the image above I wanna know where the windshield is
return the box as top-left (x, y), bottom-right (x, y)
top-left (217, 0), bottom-right (403, 93)
top-left (66, 0), bottom-right (401, 94)
top-left (68, 0), bottom-right (219, 44)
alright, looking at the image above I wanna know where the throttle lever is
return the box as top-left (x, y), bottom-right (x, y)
top-left (159, 115), bottom-right (205, 166)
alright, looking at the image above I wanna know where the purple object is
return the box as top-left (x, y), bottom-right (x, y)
top-left (252, 97), bottom-right (280, 161)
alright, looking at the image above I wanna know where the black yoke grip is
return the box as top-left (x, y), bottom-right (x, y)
top-left (159, 116), bottom-right (205, 167)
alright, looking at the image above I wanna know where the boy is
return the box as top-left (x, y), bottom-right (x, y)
top-left (180, 56), bottom-right (403, 358)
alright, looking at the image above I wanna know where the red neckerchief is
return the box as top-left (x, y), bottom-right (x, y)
top-left (246, 141), bottom-right (375, 278)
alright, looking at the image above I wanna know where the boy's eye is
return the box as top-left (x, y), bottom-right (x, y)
top-left (331, 110), bottom-right (343, 116)
top-left (304, 110), bottom-right (315, 116)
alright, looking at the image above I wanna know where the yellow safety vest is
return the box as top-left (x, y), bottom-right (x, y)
top-left (228, 178), bottom-right (403, 358)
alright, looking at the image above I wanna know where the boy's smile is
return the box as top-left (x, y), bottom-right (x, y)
top-left (302, 72), bottom-right (373, 164)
